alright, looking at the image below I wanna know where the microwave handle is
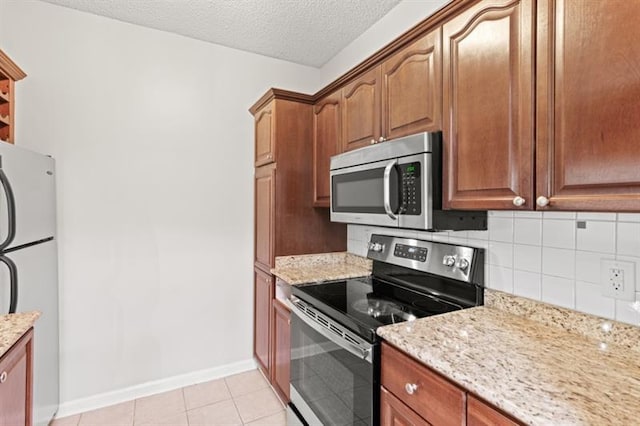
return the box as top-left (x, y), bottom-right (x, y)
top-left (383, 159), bottom-right (398, 220)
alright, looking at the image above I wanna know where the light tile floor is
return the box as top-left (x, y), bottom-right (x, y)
top-left (52, 370), bottom-right (286, 426)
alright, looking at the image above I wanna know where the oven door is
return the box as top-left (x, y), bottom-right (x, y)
top-left (287, 298), bottom-right (378, 426)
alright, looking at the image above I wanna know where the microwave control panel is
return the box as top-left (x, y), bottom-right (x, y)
top-left (400, 162), bottom-right (421, 215)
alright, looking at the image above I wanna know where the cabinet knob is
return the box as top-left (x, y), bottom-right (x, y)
top-left (370, 139), bottom-right (376, 145)
top-left (0, 371), bottom-right (7, 383)
top-left (512, 196), bottom-right (526, 207)
top-left (405, 383), bottom-right (418, 395)
top-left (378, 137), bottom-right (386, 142)
top-left (536, 196), bottom-right (550, 207)
top-left (267, 154), bottom-right (272, 159)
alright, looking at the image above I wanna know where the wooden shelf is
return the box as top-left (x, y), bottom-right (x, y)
top-left (0, 114), bottom-right (9, 127)
top-left (0, 91), bottom-right (8, 104)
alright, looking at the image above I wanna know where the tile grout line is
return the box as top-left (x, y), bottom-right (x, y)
top-left (224, 375), bottom-right (246, 425)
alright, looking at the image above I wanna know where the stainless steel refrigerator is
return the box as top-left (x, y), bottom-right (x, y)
top-left (0, 143), bottom-right (59, 425)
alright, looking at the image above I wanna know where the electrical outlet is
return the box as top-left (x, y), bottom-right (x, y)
top-left (601, 259), bottom-right (636, 301)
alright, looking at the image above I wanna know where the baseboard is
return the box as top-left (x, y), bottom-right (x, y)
top-left (55, 358), bottom-right (257, 418)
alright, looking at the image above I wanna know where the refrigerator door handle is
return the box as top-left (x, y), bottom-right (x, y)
top-left (0, 255), bottom-right (18, 313)
top-left (0, 165), bottom-right (17, 250)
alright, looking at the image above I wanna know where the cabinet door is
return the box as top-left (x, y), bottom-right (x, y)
top-left (255, 101), bottom-right (275, 166)
top-left (468, 395), bottom-right (521, 426)
top-left (536, 0), bottom-right (640, 211)
top-left (254, 268), bottom-right (273, 376)
top-left (381, 387), bottom-right (431, 426)
top-left (254, 164), bottom-right (275, 270)
top-left (382, 29), bottom-right (442, 140)
top-left (443, 0), bottom-right (535, 210)
top-left (272, 300), bottom-right (291, 402)
top-left (342, 67), bottom-right (382, 152)
top-left (0, 329), bottom-right (33, 426)
top-left (313, 92), bottom-right (341, 207)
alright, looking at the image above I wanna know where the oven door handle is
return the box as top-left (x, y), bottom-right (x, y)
top-left (287, 299), bottom-right (373, 364)
top-left (383, 159), bottom-right (398, 220)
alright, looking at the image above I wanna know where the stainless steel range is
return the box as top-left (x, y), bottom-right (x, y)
top-left (286, 234), bottom-right (485, 426)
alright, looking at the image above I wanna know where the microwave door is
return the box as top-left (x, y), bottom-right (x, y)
top-left (330, 159), bottom-right (400, 228)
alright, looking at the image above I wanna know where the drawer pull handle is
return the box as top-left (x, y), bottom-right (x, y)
top-left (0, 371), bottom-right (7, 383)
top-left (405, 383), bottom-right (418, 395)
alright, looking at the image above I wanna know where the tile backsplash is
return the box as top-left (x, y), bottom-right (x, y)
top-left (347, 211), bottom-right (640, 327)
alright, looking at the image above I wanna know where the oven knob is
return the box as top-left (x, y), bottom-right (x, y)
top-left (442, 255), bottom-right (456, 267)
top-left (369, 242), bottom-right (384, 252)
top-left (456, 258), bottom-right (470, 272)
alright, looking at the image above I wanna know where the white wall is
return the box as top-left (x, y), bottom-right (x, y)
top-left (317, 0), bottom-right (450, 87)
top-left (348, 212), bottom-right (640, 326)
top-left (0, 0), bottom-right (321, 409)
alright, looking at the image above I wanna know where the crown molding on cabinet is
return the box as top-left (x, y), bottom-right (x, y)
top-left (249, 88), bottom-right (314, 115)
top-left (0, 49), bottom-right (26, 81)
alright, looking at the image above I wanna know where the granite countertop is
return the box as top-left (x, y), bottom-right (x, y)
top-left (271, 252), bottom-right (372, 285)
top-left (377, 291), bottom-right (640, 425)
top-left (0, 311), bottom-right (40, 358)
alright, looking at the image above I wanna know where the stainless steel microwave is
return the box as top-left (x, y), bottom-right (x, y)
top-left (330, 132), bottom-right (486, 231)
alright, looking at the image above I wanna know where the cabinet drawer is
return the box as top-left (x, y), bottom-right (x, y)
top-left (381, 342), bottom-right (465, 426)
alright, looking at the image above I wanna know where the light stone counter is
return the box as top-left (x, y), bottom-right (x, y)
top-left (377, 290), bottom-right (640, 425)
top-left (0, 311), bottom-right (40, 358)
top-left (271, 252), bottom-right (372, 284)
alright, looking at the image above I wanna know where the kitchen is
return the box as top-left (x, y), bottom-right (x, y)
top-left (0, 0), bottom-right (639, 425)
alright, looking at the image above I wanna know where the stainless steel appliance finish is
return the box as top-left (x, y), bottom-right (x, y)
top-left (329, 131), bottom-right (486, 231)
top-left (0, 143), bottom-right (59, 426)
top-left (287, 296), bottom-right (374, 363)
top-left (287, 234), bottom-right (484, 426)
top-left (367, 234), bottom-right (481, 284)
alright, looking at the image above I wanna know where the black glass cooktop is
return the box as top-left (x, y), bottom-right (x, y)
top-left (291, 276), bottom-right (464, 342)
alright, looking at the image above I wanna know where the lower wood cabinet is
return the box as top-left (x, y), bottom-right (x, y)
top-left (467, 395), bottom-right (520, 426)
top-left (381, 342), bottom-right (522, 426)
top-left (0, 328), bottom-right (33, 426)
top-left (271, 299), bottom-right (291, 402)
top-left (381, 343), bottom-right (464, 426)
top-left (254, 268), bottom-right (291, 404)
top-left (381, 386), bottom-right (431, 426)
top-left (254, 267), bottom-right (273, 375)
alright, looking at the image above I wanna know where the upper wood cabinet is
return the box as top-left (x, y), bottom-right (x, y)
top-left (254, 164), bottom-right (275, 271)
top-left (443, 0), bottom-right (535, 210)
top-left (382, 28), bottom-right (442, 140)
top-left (340, 29), bottom-right (443, 153)
top-left (0, 50), bottom-right (26, 144)
top-left (535, 0), bottom-right (640, 211)
top-left (313, 91), bottom-right (341, 207)
top-left (254, 101), bottom-right (275, 166)
top-left (342, 67), bottom-right (382, 152)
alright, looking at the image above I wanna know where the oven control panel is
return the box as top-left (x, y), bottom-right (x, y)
top-left (367, 234), bottom-right (484, 284)
top-left (394, 243), bottom-right (427, 262)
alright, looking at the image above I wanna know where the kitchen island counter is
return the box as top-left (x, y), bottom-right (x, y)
top-left (0, 311), bottom-right (39, 358)
top-left (377, 291), bottom-right (640, 425)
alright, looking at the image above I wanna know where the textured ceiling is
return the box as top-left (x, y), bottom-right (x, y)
top-left (37, 0), bottom-right (403, 67)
